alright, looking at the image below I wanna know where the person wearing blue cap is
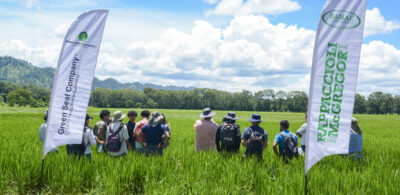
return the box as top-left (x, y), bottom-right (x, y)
top-left (241, 114), bottom-right (268, 161)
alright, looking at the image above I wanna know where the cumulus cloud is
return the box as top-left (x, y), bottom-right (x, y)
top-left (358, 41), bottom-right (400, 94)
top-left (365, 8), bottom-right (400, 37)
top-left (206, 0), bottom-right (301, 16)
top-left (0, 0), bottom-right (40, 8)
top-left (121, 15), bottom-right (315, 91)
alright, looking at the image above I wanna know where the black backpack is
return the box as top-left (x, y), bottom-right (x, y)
top-left (248, 127), bottom-right (263, 143)
top-left (68, 127), bottom-right (90, 156)
top-left (280, 133), bottom-right (298, 159)
top-left (220, 123), bottom-right (236, 146)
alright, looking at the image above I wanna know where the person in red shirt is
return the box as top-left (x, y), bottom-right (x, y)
top-left (134, 110), bottom-right (150, 154)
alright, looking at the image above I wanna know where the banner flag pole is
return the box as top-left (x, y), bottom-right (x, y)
top-left (38, 158), bottom-right (45, 195)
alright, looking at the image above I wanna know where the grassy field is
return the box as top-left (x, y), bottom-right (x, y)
top-left (0, 105), bottom-right (399, 194)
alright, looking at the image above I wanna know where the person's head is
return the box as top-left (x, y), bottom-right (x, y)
top-left (149, 111), bottom-right (164, 127)
top-left (200, 108), bottom-right (216, 119)
top-left (44, 110), bottom-right (48, 121)
top-left (127, 110), bottom-right (138, 122)
top-left (85, 113), bottom-right (93, 125)
top-left (248, 113), bottom-right (262, 126)
top-left (113, 111), bottom-right (126, 122)
top-left (100, 110), bottom-right (110, 121)
top-left (227, 111), bottom-right (238, 124)
top-left (351, 117), bottom-right (362, 135)
top-left (161, 113), bottom-right (167, 124)
top-left (280, 120), bottom-right (289, 131)
top-left (223, 116), bottom-right (233, 124)
top-left (140, 110), bottom-right (151, 119)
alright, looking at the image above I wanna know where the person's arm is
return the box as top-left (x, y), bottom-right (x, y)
top-left (137, 130), bottom-right (146, 148)
top-left (262, 133), bottom-right (268, 150)
top-left (273, 141), bottom-right (279, 156)
top-left (241, 139), bottom-right (247, 148)
top-left (122, 126), bottom-right (131, 150)
top-left (296, 132), bottom-right (302, 138)
top-left (161, 131), bottom-right (170, 149)
top-left (215, 126), bottom-right (221, 152)
top-left (89, 131), bottom-right (96, 146)
top-left (235, 126), bottom-right (241, 151)
top-left (97, 127), bottom-right (106, 141)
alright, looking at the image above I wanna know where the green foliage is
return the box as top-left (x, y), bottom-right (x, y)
top-left (6, 88), bottom-right (32, 107)
top-left (0, 106), bottom-right (399, 194)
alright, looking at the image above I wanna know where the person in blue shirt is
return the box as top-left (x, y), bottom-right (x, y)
top-left (137, 111), bottom-right (170, 156)
top-left (273, 120), bottom-right (298, 157)
top-left (349, 117), bottom-right (363, 160)
top-left (241, 114), bottom-right (267, 161)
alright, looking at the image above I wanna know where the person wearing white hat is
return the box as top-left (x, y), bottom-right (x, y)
top-left (106, 111), bottom-right (131, 157)
top-left (193, 108), bottom-right (218, 152)
top-left (349, 117), bottom-right (363, 160)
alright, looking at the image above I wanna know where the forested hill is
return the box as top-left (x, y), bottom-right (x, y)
top-left (0, 56), bottom-right (193, 91)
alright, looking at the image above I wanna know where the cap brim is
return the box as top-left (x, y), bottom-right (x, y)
top-left (248, 119), bottom-right (262, 122)
top-left (200, 112), bottom-right (216, 118)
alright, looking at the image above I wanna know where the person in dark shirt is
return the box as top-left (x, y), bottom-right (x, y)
top-left (216, 113), bottom-right (241, 154)
top-left (126, 110), bottom-right (137, 151)
top-left (241, 114), bottom-right (268, 161)
top-left (137, 111), bottom-right (170, 156)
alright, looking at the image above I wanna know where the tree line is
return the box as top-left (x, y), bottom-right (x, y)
top-left (1, 81), bottom-right (399, 114)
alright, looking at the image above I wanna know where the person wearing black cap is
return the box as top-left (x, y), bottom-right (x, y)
top-left (241, 114), bottom-right (268, 161)
top-left (193, 108), bottom-right (218, 152)
top-left (216, 113), bottom-right (241, 154)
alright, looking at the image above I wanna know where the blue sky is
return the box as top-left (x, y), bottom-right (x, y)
top-left (0, 0), bottom-right (399, 95)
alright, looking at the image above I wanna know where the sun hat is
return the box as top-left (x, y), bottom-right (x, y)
top-left (149, 111), bottom-right (164, 127)
top-left (113, 111), bottom-right (126, 122)
top-left (248, 113), bottom-right (263, 122)
top-left (200, 108), bottom-right (216, 118)
top-left (351, 117), bottom-right (362, 135)
top-left (222, 115), bottom-right (233, 123)
top-left (227, 111), bottom-right (238, 120)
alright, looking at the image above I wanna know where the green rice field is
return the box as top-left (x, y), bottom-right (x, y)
top-left (0, 105), bottom-right (399, 194)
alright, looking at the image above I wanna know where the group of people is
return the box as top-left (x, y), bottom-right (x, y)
top-left (39, 107), bottom-right (363, 162)
top-left (194, 108), bottom-right (301, 161)
top-left (39, 109), bottom-right (171, 161)
top-left (194, 108), bottom-right (363, 161)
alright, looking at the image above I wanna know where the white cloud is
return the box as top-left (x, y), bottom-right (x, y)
top-left (358, 41), bottom-right (400, 95)
top-left (0, 0), bottom-right (40, 8)
top-left (365, 8), bottom-right (400, 37)
top-left (204, 0), bottom-right (218, 4)
top-left (206, 0), bottom-right (301, 16)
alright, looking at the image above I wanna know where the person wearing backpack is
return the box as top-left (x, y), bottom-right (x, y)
top-left (241, 114), bottom-right (267, 161)
top-left (107, 111), bottom-right (131, 157)
top-left (126, 110), bottom-right (137, 151)
top-left (93, 110), bottom-right (111, 153)
top-left (137, 111), bottom-right (170, 156)
top-left (216, 114), bottom-right (241, 154)
top-left (66, 114), bottom-right (96, 162)
top-left (273, 120), bottom-right (299, 161)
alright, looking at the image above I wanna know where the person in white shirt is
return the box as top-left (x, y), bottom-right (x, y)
top-left (296, 113), bottom-right (307, 154)
top-left (107, 111), bottom-right (131, 157)
top-left (83, 114), bottom-right (96, 162)
top-left (39, 110), bottom-right (58, 153)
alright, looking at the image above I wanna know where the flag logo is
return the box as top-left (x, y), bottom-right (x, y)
top-left (322, 10), bottom-right (361, 29)
top-left (78, 32), bottom-right (88, 42)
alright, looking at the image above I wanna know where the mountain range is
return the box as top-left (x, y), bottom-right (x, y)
top-left (0, 56), bottom-right (193, 91)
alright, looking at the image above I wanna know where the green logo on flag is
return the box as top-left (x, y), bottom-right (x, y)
top-left (78, 32), bottom-right (88, 42)
top-left (322, 10), bottom-right (361, 29)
